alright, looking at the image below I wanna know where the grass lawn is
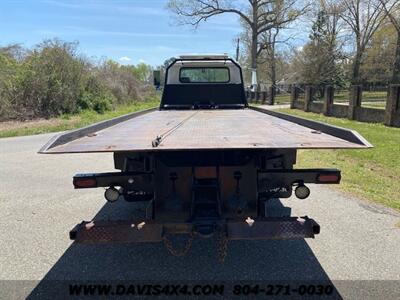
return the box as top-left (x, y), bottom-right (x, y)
top-left (333, 90), bottom-right (387, 109)
top-left (250, 90), bottom-right (388, 108)
top-left (0, 99), bottom-right (160, 138)
top-left (274, 93), bottom-right (291, 104)
top-left (279, 108), bottom-right (400, 211)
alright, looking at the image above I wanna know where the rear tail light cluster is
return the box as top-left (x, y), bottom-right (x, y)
top-left (317, 173), bottom-right (340, 183)
top-left (73, 177), bottom-right (97, 189)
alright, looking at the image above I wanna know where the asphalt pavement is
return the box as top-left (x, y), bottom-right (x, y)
top-left (0, 133), bottom-right (399, 299)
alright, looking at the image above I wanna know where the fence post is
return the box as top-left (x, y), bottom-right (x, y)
top-left (385, 84), bottom-right (400, 126)
top-left (304, 85), bottom-right (313, 112)
top-left (290, 85), bottom-right (298, 109)
top-left (261, 91), bottom-right (267, 104)
top-left (250, 91), bottom-right (255, 103)
top-left (323, 86), bottom-right (334, 116)
top-left (269, 86), bottom-right (276, 105)
top-left (257, 86), bottom-right (263, 103)
top-left (348, 85), bottom-right (362, 120)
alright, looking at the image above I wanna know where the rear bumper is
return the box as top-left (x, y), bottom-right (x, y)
top-left (70, 217), bottom-right (320, 243)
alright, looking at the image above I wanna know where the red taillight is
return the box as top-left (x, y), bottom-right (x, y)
top-left (317, 174), bottom-right (340, 183)
top-left (74, 178), bottom-right (97, 188)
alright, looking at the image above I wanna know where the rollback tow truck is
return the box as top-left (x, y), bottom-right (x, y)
top-left (40, 55), bottom-right (371, 260)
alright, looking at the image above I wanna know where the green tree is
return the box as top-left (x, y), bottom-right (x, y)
top-left (17, 39), bottom-right (85, 118)
top-left (0, 39), bottom-right (152, 121)
top-left (130, 63), bottom-right (152, 83)
top-left (167, 0), bottom-right (307, 86)
top-left (360, 22), bottom-right (397, 84)
top-left (295, 2), bottom-right (346, 89)
top-left (0, 49), bottom-right (20, 119)
top-left (340, 0), bottom-right (388, 84)
top-left (379, 0), bottom-right (400, 83)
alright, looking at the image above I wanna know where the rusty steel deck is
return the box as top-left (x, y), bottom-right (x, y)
top-left (39, 107), bottom-right (372, 154)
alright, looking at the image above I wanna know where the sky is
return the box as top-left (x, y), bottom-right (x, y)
top-left (0, 0), bottom-right (247, 66)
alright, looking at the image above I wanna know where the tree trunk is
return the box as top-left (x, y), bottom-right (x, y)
top-left (352, 50), bottom-right (362, 84)
top-left (391, 30), bottom-right (400, 84)
top-left (270, 57), bottom-right (276, 106)
top-left (251, 29), bottom-right (258, 71)
top-left (270, 45), bottom-right (276, 87)
top-left (271, 63), bottom-right (276, 86)
top-left (251, 2), bottom-right (258, 86)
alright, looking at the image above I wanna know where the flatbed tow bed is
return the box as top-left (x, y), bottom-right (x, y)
top-left (39, 107), bottom-right (370, 153)
top-left (40, 55), bottom-right (371, 260)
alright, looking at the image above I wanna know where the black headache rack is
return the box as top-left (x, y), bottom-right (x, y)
top-left (70, 217), bottom-right (320, 243)
top-left (162, 103), bottom-right (246, 110)
top-left (160, 57), bottom-right (248, 109)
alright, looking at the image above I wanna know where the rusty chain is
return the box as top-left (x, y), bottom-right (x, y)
top-left (163, 232), bottom-right (194, 257)
top-left (217, 230), bottom-right (229, 263)
top-left (163, 229), bottom-right (229, 261)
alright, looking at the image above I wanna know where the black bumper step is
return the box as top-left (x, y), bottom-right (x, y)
top-left (70, 217), bottom-right (319, 243)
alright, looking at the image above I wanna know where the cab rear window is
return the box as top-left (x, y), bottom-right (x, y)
top-left (179, 67), bottom-right (230, 83)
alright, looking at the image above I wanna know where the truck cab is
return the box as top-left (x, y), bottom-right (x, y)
top-left (161, 55), bottom-right (247, 109)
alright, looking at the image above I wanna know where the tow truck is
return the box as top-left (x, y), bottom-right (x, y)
top-left (40, 55), bottom-right (371, 259)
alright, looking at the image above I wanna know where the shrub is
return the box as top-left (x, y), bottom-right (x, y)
top-left (97, 60), bottom-right (142, 104)
top-left (77, 91), bottom-right (94, 110)
top-left (0, 39), bottom-right (154, 121)
top-left (92, 94), bottom-right (114, 114)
